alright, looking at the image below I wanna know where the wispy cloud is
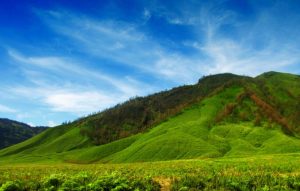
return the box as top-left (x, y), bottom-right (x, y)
top-left (199, 38), bottom-right (300, 76)
top-left (148, 1), bottom-right (300, 76)
top-left (9, 85), bottom-right (125, 115)
top-left (177, 3), bottom-right (300, 76)
top-left (37, 7), bottom-right (300, 84)
top-left (36, 10), bottom-right (205, 83)
top-left (2, 1), bottom-right (300, 126)
top-left (7, 50), bottom-right (147, 115)
top-left (40, 10), bottom-right (150, 66)
top-left (8, 49), bottom-right (144, 95)
top-left (0, 104), bottom-right (17, 113)
top-left (44, 90), bottom-right (121, 113)
top-left (157, 10), bottom-right (300, 78)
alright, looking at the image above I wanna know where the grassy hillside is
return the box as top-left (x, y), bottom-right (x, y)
top-left (0, 118), bottom-right (47, 149)
top-left (0, 71), bottom-right (300, 164)
top-left (255, 71), bottom-right (300, 133)
top-left (78, 73), bottom-right (246, 145)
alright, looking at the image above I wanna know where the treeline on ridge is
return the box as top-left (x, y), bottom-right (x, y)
top-left (78, 74), bottom-right (246, 145)
top-left (69, 72), bottom-right (300, 146)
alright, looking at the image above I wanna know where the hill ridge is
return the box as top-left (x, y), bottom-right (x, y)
top-left (0, 71), bottom-right (300, 163)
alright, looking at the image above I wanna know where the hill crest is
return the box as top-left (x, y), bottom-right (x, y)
top-left (0, 71), bottom-right (300, 163)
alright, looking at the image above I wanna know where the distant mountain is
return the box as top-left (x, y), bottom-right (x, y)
top-left (0, 71), bottom-right (300, 163)
top-left (0, 118), bottom-right (47, 149)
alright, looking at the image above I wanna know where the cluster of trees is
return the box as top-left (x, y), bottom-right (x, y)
top-left (250, 93), bottom-right (294, 135)
top-left (213, 85), bottom-right (296, 136)
top-left (79, 86), bottom-right (203, 145)
top-left (0, 118), bottom-right (47, 149)
top-left (76, 72), bottom-right (300, 146)
top-left (254, 75), bottom-right (300, 134)
top-left (78, 74), bottom-right (247, 145)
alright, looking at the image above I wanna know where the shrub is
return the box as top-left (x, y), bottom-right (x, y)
top-left (43, 174), bottom-right (63, 191)
top-left (0, 181), bottom-right (21, 191)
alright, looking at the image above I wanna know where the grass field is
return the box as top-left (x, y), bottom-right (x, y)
top-left (1, 154), bottom-right (300, 190)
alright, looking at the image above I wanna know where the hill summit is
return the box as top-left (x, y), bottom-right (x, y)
top-left (0, 71), bottom-right (300, 164)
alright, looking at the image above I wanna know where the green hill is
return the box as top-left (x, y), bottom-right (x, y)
top-left (0, 118), bottom-right (47, 149)
top-left (0, 71), bottom-right (300, 164)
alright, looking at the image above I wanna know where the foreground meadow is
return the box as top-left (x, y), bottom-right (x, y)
top-left (1, 154), bottom-right (300, 190)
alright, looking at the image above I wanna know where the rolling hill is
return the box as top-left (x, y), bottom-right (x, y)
top-left (0, 71), bottom-right (299, 164)
top-left (0, 118), bottom-right (47, 149)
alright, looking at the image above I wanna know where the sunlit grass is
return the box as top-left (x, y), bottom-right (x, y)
top-left (1, 154), bottom-right (300, 190)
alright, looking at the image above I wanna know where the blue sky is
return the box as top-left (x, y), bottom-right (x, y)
top-left (0, 0), bottom-right (300, 126)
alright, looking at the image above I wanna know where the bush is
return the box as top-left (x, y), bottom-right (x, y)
top-left (43, 174), bottom-right (63, 191)
top-left (0, 181), bottom-right (21, 191)
top-left (60, 180), bottom-right (81, 191)
top-left (171, 176), bottom-right (206, 191)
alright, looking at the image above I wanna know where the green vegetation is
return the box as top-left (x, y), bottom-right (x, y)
top-left (255, 71), bottom-right (300, 134)
top-left (1, 80), bottom-right (300, 164)
top-left (1, 72), bottom-right (300, 190)
top-left (0, 171), bottom-right (160, 191)
top-left (0, 118), bottom-right (47, 149)
top-left (1, 72), bottom-right (300, 164)
top-left (1, 154), bottom-right (300, 190)
top-left (79, 73), bottom-right (246, 145)
top-left (0, 72), bottom-right (300, 163)
top-left (1, 73), bottom-right (241, 158)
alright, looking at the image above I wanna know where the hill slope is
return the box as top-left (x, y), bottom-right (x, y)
top-left (0, 71), bottom-right (300, 163)
top-left (0, 118), bottom-right (47, 149)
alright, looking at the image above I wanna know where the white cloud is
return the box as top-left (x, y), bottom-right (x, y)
top-left (8, 49), bottom-right (145, 95)
top-left (38, 8), bottom-right (300, 85)
top-left (9, 84), bottom-right (127, 115)
top-left (8, 50), bottom-right (63, 69)
top-left (194, 10), bottom-right (300, 76)
top-left (7, 49), bottom-right (149, 115)
top-left (7, 6), bottom-right (299, 119)
top-left (44, 91), bottom-right (121, 113)
top-left (2, 3), bottom-right (300, 126)
top-left (7, 48), bottom-right (158, 116)
top-left (153, 53), bottom-right (202, 83)
top-left (0, 104), bottom-right (17, 113)
top-left (202, 39), bottom-right (299, 76)
top-left (36, 10), bottom-right (209, 83)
